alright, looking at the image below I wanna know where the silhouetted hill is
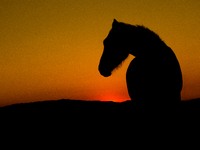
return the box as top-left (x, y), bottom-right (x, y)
top-left (1, 99), bottom-right (200, 133)
top-left (0, 99), bottom-right (135, 118)
top-left (0, 99), bottom-right (135, 126)
top-left (0, 99), bottom-right (130, 111)
top-left (1, 98), bottom-right (200, 113)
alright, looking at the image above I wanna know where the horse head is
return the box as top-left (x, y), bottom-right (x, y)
top-left (98, 19), bottom-right (129, 77)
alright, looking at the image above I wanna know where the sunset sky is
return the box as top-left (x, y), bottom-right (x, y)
top-left (1, 0), bottom-right (200, 107)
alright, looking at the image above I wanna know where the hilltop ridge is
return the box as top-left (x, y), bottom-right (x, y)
top-left (1, 98), bottom-right (200, 111)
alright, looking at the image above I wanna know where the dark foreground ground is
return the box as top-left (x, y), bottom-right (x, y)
top-left (0, 99), bottom-right (199, 142)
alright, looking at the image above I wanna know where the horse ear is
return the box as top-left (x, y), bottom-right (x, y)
top-left (112, 19), bottom-right (118, 27)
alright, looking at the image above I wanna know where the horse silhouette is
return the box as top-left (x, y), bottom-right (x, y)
top-left (98, 19), bottom-right (183, 103)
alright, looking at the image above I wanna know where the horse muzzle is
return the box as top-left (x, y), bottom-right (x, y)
top-left (98, 66), bottom-right (111, 77)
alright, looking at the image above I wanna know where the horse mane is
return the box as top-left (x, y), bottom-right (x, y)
top-left (118, 22), bottom-right (166, 57)
top-left (136, 25), bottom-right (163, 42)
top-left (118, 21), bottom-right (164, 46)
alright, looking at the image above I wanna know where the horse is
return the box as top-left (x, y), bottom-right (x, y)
top-left (98, 19), bottom-right (183, 103)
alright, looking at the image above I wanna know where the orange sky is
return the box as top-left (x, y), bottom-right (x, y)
top-left (0, 0), bottom-right (200, 107)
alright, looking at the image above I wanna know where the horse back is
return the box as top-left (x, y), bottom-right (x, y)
top-left (126, 51), bottom-right (182, 102)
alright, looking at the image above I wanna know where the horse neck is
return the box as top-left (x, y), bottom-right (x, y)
top-left (127, 29), bottom-right (166, 58)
